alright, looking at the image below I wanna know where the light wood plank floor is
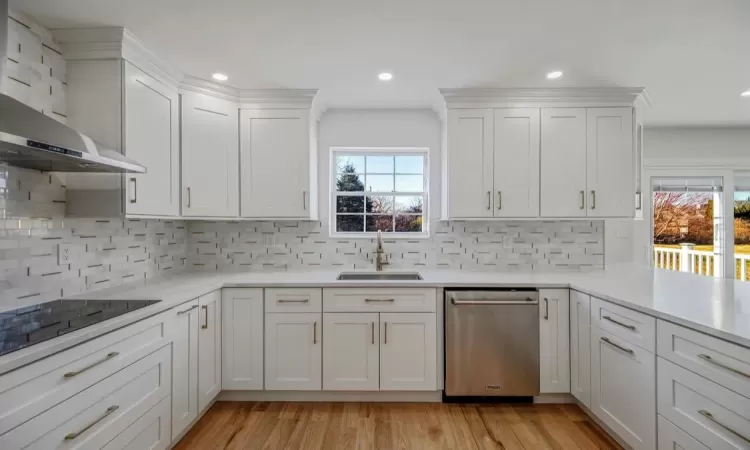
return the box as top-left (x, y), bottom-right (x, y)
top-left (174, 402), bottom-right (623, 449)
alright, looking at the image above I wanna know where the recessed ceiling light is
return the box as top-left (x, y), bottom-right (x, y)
top-left (212, 73), bottom-right (228, 81)
top-left (378, 72), bottom-right (393, 81)
top-left (547, 70), bottom-right (563, 80)
top-left (742, 90), bottom-right (750, 97)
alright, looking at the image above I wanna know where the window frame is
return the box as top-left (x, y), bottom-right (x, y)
top-left (329, 147), bottom-right (429, 239)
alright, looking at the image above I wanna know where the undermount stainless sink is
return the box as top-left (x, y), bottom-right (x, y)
top-left (336, 272), bottom-right (423, 281)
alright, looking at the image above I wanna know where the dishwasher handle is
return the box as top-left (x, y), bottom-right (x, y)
top-left (451, 298), bottom-right (538, 306)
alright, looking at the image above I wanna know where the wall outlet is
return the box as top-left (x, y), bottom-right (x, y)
top-left (503, 235), bottom-right (514, 249)
top-left (58, 243), bottom-right (76, 265)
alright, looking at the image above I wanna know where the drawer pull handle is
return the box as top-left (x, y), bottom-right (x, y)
top-left (698, 353), bottom-right (750, 379)
top-left (63, 352), bottom-right (119, 378)
top-left (543, 298), bottom-right (549, 320)
top-left (365, 298), bottom-right (395, 303)
top-left (64, 405), bottom-right (119, 440)
top-left (602, 315), bottom-right (637, 331)
top-left (384, 322), bottom-right (388, 344)
top-left (201, 305), bottom-right (208, 329)
top-left (277, 299), bottom-right (309, 303)
top-left (313, 321), bottom-right (317, 344)
top-left (699, 409), bottom-right (750, 444)
top-left (371, 321), bottom-right (375, 344)
top-left (601, 337), bottom-right (634, 355)
top-left (177, 304), bottom-right (199, 315)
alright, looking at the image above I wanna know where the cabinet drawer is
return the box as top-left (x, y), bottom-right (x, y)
top-left (101, 397), bottom-right (171, 450)
top-left (591, 296), bottom-right (655, 352)
top-left (323, 288), bottom-right (436, 313)
top-left (0, 310), bottom-right (169, 436)
top-left (658, 357), bottom-right (750, 450)
top-left (657, 320), bottom-right (750, 398)
top-left (265, 288), bottom-right (322, 313)
top-left (0, 344), bottom-right (171, 450)
top-left (658, 416), bottom-right (710, 450)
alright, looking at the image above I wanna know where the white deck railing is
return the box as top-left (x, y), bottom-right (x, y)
top-left (654, 245), bottom-right (750, 281)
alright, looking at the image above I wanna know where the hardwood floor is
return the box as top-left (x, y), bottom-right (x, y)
top-left (174, 402), bottom-right (623, 449)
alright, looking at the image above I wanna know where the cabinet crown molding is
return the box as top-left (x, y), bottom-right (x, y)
top-left (440, 87), bottom-right (649, 108)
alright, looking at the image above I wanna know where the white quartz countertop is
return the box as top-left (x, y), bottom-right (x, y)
top-left (2, 266), bottom-right (749, 374)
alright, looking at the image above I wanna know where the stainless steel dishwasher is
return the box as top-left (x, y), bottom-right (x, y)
top-left (445, 288), bottom-right (540, 398)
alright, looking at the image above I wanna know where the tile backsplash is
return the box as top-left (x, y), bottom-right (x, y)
top-left (0, 165), bottom-right (188, 310)
top-left (188, 220), bottom-right (604, 272)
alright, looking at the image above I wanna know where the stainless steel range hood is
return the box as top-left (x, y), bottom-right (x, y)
top-left (0, 2), bottom-right (146, 173)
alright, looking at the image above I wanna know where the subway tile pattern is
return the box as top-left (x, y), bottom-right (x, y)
top-left (187, 220), bottom-right (604, 272)
top-left (0, 165), bottom-right (188, 311)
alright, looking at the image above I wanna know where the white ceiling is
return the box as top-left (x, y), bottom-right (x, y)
top-left (14, 0), bottom-right (750, 126)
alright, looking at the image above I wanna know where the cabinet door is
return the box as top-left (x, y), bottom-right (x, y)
top-left (265, 312), bottom-right (322, 390)
top-left (570, 291), bottom-right (591, 407)
top-left (240, 109), bottom-right (310, 218)
top-left (169, 300), bottom-right (199, 440)
top-left (657, 416), bottom-right (710, 450)
top-left (539, 289), bottom-right (570, 393)
top-left (591, 326), bottom-right (656, 450)
top-left (380, 313), bottom-right (437, 391)
top-left (222, 288), bottom-right (264, 390)
top-left (181, 91), bottom-right (239, 217)
top-left (323, 313), bottom-right (379, 391)
top-left (446, 109), bottom-right (494, 218)
top-left (123, 62), bottom-right (179, 217)
top-left (540, 108), bottom-right (587, 217)
top-left (493, 108), bottom-right (540, 217)
top-left (198, 291), bottom-right (221, 412)
top-left (586, 107), bottom-right (634, 217)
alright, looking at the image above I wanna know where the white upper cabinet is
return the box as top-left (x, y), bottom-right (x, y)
top-left (441, 89), bottom-right (643, 220)
top-left (181, 91), bottom-right (239, 217)
top-left (539, 289), bottom-right (570, 393)
top-left (446, 109), bottom-right (494, 218)
top-left (586, 108), bottom-right (634, 217)
top-left (123, 62), bottom-right (180, 216)
top-left (493, 108), bottom-right (540, 217)
top-left (240, 109), bottom-right (314, 219)
top-left (540, 108), bottom-right (588, 218)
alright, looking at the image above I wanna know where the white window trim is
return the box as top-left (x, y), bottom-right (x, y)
top-left (329, 147), bottom-right (430, 239)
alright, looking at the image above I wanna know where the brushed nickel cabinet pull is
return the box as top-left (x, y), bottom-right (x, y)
top-left (130, 178), bottom-right (137, 203)
top-left (579, 190), bottom-right (585, 209)
top-left (303, 191), bottom-right (307, 210)
top-left (698, 353), bottom-right (750, 379)
top-left (365, 298), bottom-right (395, 303)
top-left (64, 405), bottom-right (119, 440)
top-left (64, 352), bottom-right (119, 378)
top-left (497, 191), bottom-right (502, 210)
top-left (544, 298), bottom-right (549, 320)
top-left (277, 299), bottom-right (309, 303)
top-left (699, 409), bottom-right (750, 443)
top-left (201, 305), bottom-right (208, 329)
top-left (603, 315), bottom-right (637, 331)
top-left (591, 190), bottom-right (596, 210)
top-left (601, 337), bottom-right (634, 355)
top-left (486, 191), bottom-right (491, 210)
top-left (177, 304), bottom-right (198, 315)
top-left (313, 321), bottom-right (317, 344)
top-left (384, 322), bottom-right (388, 344)
top-left (187, 187), bottom-right (191, 208)
top-left (371, 322), bottom-right (375, 345)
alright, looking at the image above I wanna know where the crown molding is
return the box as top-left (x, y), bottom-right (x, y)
top-left (239, 89), bottom-right (318, 109)
top-left (180, 75), bottom-right (241, 102)
top-left (440, 87), bottom-right (648, 108)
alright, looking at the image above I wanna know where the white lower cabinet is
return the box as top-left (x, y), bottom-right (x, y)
top-left (168, 299), bottom-right (200, 441)
top-left (658, 416), bottom-right (710, 450)
top-left (323, 313), bottom-right (380, 391)
top-left (539, 289), bottom-right (570, 393)
top-left (379, 313), bottom-right (437, 391)
top-left (591, 325), bottom-right (656, 450)
top-left (265, 312), bottom-right (322, 390)
top-left (222, 288), bottom-right (264, 390)
top-left (102, 398), bottom-right (172, 450)
top-left (570, 291), bottom-right (591, 407)
top-left (198, 291), bottom-right (222, 412)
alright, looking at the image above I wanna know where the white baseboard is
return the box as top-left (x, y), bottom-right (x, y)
top-left (218, 390), bottom-right (443, 402)
top-left (533, 393), bottom-right (575, 404)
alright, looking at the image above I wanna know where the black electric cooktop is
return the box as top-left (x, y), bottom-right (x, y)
top-left (0, 299), bottom-right (161, 357)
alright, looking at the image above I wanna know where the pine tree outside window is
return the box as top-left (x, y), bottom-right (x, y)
top-left (331, 148), bottom-right (428, 238)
